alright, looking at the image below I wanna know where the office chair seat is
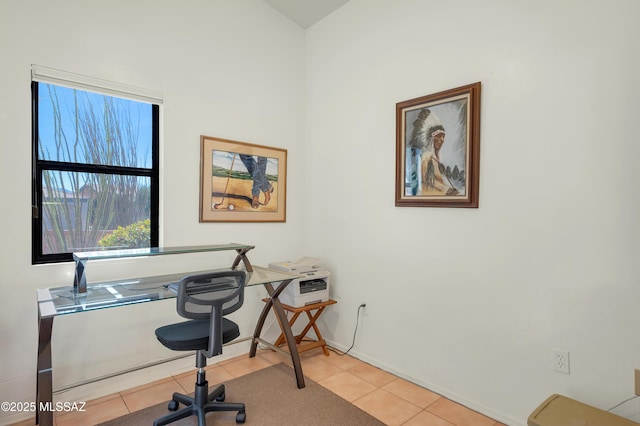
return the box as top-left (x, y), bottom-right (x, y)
top-left (153, 271), bottom-right (247, 426)
top-left (156, 318), bottom-right (240, 351)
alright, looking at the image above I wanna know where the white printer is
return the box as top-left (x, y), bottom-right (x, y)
top-left (268, 257), bottom-right (330, 307)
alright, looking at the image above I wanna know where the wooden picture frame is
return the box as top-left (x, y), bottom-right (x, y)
top-left (395, 82), bottom-right (481, 208)
top-left (200, 135), bottom-right (287, 222)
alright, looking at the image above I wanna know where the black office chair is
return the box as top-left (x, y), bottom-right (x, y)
top-left (153, 271), bottom-right (247, 426)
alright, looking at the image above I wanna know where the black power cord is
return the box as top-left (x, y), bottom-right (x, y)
top-left (329, 303), bottom-right (366, 356)
top-left (607, 394), bottom-right (640, 412)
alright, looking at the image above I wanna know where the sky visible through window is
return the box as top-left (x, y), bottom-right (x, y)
top-left (38, 83), bottom-right (153, 169)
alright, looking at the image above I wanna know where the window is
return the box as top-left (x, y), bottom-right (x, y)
top-left (31, 67), bottom-right (160, 264)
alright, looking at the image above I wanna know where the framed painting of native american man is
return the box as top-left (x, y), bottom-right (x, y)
top-left (200, 135), bottom-right (287, 222)
top-left (395, 82), bottom-right (481, 208)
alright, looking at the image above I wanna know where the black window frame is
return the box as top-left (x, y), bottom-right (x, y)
top-left (31, 81), bottom-right (160, 264)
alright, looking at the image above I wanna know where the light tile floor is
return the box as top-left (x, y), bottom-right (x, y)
top-left (13, 348), bottom-right (504, 426)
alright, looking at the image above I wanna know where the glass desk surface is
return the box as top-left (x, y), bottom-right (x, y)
top-left (37, 266), bottom-right (301, 317)
top-left (72, 243), bottom-right (254, 262)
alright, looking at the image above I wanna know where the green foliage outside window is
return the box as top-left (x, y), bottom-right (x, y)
top-left (98, 219), bottom-right (150, 249)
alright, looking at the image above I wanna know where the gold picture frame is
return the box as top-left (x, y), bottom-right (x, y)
top-left (395, 82), bottom-right (481, 208)
top-left (200, 135), bottom-right (287, 222)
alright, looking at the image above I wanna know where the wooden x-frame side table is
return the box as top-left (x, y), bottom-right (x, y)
top-left (264, 299), bottom-right (337, 356)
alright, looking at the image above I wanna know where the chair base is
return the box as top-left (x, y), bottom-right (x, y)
top-left (153, 381), bottom-right (246, 426)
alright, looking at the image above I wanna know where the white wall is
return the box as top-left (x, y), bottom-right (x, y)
top-left (305, 0), bottom-right (640, 424)
top-left (0, 1), bottom-right (306, 424)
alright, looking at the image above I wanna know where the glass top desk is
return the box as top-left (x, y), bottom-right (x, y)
top-left (36, 245), bottom-right (304, 426)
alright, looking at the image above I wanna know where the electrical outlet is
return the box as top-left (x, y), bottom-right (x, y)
top-left (634, 369), bottom-right (640, 395)
top-left (554, 350), bottom-right (570, 374)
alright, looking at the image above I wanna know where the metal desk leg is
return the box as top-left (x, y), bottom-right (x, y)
top-left (232, 246), bottom-right (255, 272)
top-left (250, 279), bottom-right (291, 357)
top-left (36, 310), bottom-right (54, 426)
top-left (249, 279), bottom-right (305, 388)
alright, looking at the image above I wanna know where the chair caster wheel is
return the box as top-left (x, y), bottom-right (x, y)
top-left (168, 400), bottom-right (179, 411)
top-left (216, 392), bottom-right (225, 402)
top-left (236, 411), bottom-right (246, 423)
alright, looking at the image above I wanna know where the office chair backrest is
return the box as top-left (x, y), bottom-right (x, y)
top-left (176, 270), bottom-right (246, 358)
top-left (176, 270), bottom-right (246, 320)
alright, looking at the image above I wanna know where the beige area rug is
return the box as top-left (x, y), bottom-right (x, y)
top-left (98, 363), bottom-right (385, 425)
